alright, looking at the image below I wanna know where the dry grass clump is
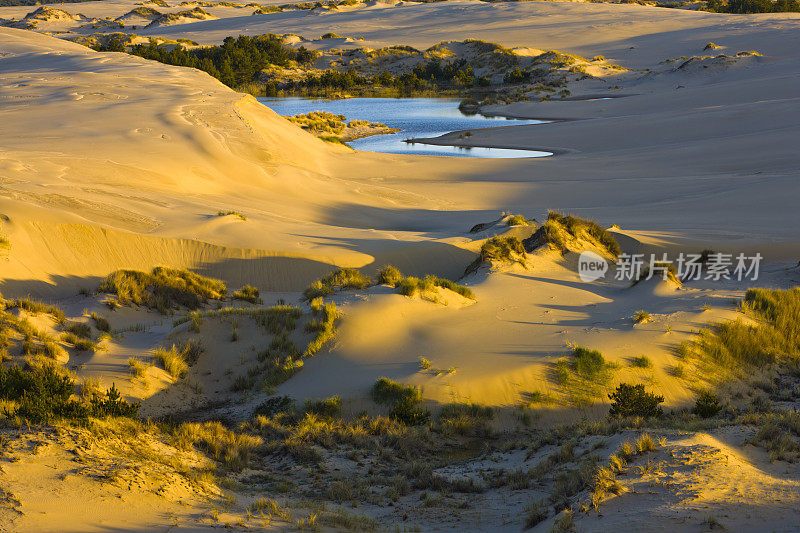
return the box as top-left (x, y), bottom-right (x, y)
top-left (304, 299), bottom-right (339, 356)
top-left (505, 214), bottom-right (532, 226)
top-left (679, 287), bottom-right (800, 372)
top-left (99, 267), bottom-right (226, 313)
top-left (10, 298), bottom-right (66, 324)
top-left (128, 357), bottom-right (148, 379)
top-left (635, 262), bottom-right (681, 285)
top-left (396, 274), bottom-right (475, 300)
top-left (376, 265), bottom-right (403, 287)
top-left (288, 111), bottom-right (347, 135)
top-left (438, 403), bottom-right (494, 436)
top-left (629, 355), bottom-right (653, 368)
top-left (465, 235), bottom-right (527, 275)
top-left (590, 433), bottom-right (658, 509)
top-left (633, 310), bottom-right (652, 324)
top-left (302, 268), bottom-right (371, 300)
top-left (152, 344), bottom-right (193, 378)
top-left (217, 210), bottom-right (247, 221)
top-left (173, 421), bottom-right (262, 471)
top-left (524, 211), bottom-right (620, 258)
top-left (303, 396), bottom-right (342, 419)
top-left (0, 236), bottom-right (9, 250)
top-left (555, 346), bottom-right (618, 405)
top-left (62, 332), bottom-right (98, 352)
top-left (90, 312), bottom-right (110, 332)
top-left (233, 284), bottom-right (261, 304)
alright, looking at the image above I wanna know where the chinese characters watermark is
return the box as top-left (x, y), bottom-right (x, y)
top-left (578, 251), bottom-right (762, 282)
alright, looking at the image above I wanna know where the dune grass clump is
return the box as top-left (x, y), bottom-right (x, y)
top-left (0, 236), bottom-right (9, 250)
top-left (152, 344), bottom-right (189, 378)
top-left (99, 267), bottom-right (226, 313)
top-left (128, 357), bottom-right (148, 379)
top-left (505, 214), bottom-right (532, 226)
top-left (396, 275), bottom-right (475, 300)
top-left (302, 268), bottom-right (371, 300)
top-left (303, 396), bottom-right (342, 419)
top-left (62, 332), bottom-right (98, 352)
top-left (11, 298), bottom-right (65, 324)
top-left (630, 355), bottom-right (653, 368)
top-left (304, 298), bottom-right (339, 356)
top-left (524, 211), bottom-right (620, 258)
top-left (678, 287), bottom-right (800, 373)
top-left (67, 322), bottom-right (92, 339)
top-left (90, 312), bottom-right (110, 332)
top-left (376, 265), bottom-right (403, 287)
top-left (233, 284), bottom-right (261, 304)
top-left (173, 421), bottom-right (263, 471)
top-left (466, 235), bottom-right (527, 275)
top-left (217, 210), bottom-right (247, 221)
top-left (633, 310), bottom-right (652, 324)
top-left (371, 377), bottom-right (430, 425)
top-left (555, 346), bottom-right (618, 405)
top-left (590, 434), bottom-right (659, 509)
top-left (438, 403), bottom-right (494, 436)
top-left (635, 262), bottom-right (681, 285)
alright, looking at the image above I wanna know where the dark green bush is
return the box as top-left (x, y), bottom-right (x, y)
top-left (253, 395), bottom-right (296, 418)
top-left (608, 383), bottom-right (664, 418)
top-left (694, 391), bottom-right (722, 418)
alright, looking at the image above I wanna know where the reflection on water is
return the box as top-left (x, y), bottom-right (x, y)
top-left (258, 97), bottom-right (551, 158)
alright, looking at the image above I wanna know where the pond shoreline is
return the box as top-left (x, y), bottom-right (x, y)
top-left (259, 96), bottom-right (553, 158)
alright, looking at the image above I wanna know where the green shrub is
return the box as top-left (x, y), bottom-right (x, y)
top-left (376, 265), bottom-right (403, 287)
top-left (233, 284), bottom-right (261, 303)
top-left (302, 268), bottom-right (371, 300)
top-left (0, 363), bottom-right (137, 423)
top-left (99, 267), bottom-right (226, 313)
top-left (694, 390), bottom-right (722, 418)
top-left (608, 383), bottom-right (664, 418)
top-left (303, 396), bottom-right (342, 419)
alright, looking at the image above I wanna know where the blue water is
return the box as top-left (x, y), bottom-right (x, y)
top-left (258, 97), bottom-right (551, 158)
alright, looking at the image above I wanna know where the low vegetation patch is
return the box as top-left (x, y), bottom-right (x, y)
top-left (608, 383), bottom-right (665, 418)
top-left (523, 211), bottom-right (620, 258)
top-left (303, 268), bottom-right (371, 300)
top-left (217, 210), bottom-right (247, 221)
top-left (371, 377), bottom-right (430, 425)
top-left (395, 273), bottom-right (475, 300)
top-left (0, 362), bottom-right (138, 424)
top-left (233, 284), bottom-right (261, 303)
top-left (99, 267), bottom-right (226, 313)
top-left (465, 235), bottom-right (527, 275)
